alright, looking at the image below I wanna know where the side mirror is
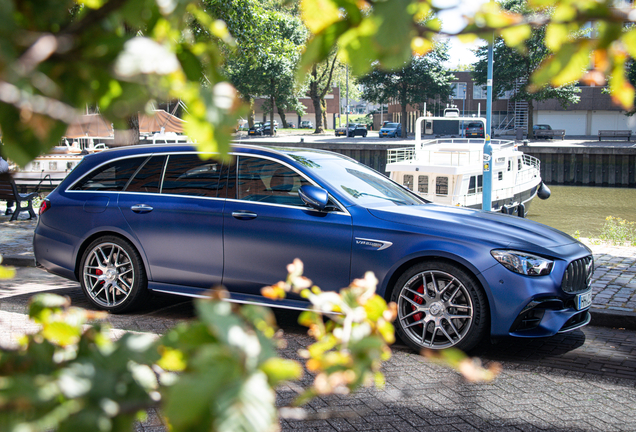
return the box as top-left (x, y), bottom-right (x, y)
top-left (299, 185), bottom-right (329, 211)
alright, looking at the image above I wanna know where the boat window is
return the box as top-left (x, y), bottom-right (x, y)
top-left (518, 158), bottom-right (522, 171)
top-left (418, 175), bottom-right (428, 193)
top-left (498, 171), bottom-right (503, 181)
top-left (403, 174), bottom-right (413, 190)
top-left (161, 154), bottom-right (225, 198)
top-left (71, 156), bottom-right (148, 191)
top-left (436, 176), bottom-right (448, 196)
top-left (477, 175), bottom-right (483, 193)
top-left (125, 155), bottom-right (166, 194)
top-left (508, 160), bottom-right (512, 171)
top-left (468, 176), bottom-right (476, 195)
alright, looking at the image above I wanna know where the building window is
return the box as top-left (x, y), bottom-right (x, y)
top-left (436, 176), bottom-right (448, 195)
top-left (418, 175), bottom-right (429, 193)
top-left (403, 174), bottom-right (413, 190)
top-left (473, 85), bottom-right (487, 99)
top-left (451, 83), bottom-right (467, 99)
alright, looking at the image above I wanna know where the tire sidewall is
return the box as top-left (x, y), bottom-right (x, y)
top-left (390, 261), bottom-right (488, 353)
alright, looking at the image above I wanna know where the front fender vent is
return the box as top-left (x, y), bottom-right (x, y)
top-left (561, 256), bottom-right (593, 294)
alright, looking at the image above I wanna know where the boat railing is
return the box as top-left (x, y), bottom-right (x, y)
top-left (516, 154), bottom-right (541, 184)
top-left (387, 147), bottom-right (416, 163)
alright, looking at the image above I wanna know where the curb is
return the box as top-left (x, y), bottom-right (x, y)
top-left (590, 309), bottom-right (636, 331)
top-left (2, 255), bottom-right (36, 267)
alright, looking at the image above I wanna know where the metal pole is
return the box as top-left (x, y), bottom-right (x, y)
top-left (483, 35), bottom-right (494, 212)
top-left (346, 65), bottom-right (349, 137)
top-left (462, 84), bottom-right (466, 137)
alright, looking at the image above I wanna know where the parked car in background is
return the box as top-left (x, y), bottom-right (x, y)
top-left (34, 144), bottom-right (594, 353)
top-left (379, 122), bottom-right (402, 138)
top-left (465, 121), bottom-right (485, 138)
top-left (534, 124), bottom-right (552, 131)
top-left (300, 120), bottom-right (313, 129)
top-left (248, 122), bottom-right (264, 136)
top-left (287, 122), bottom-right (296, 129)
top-left (335, 123), bottom-right (368, 137)
top-left (263, 122), bottom-right (277, 136)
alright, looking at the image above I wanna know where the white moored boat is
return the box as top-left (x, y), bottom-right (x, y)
top-left (386, 116), bottom-right (550, 216)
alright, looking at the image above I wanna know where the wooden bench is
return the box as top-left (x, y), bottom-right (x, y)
top-left (0, 173), bottom-right (38, 221)
top-left (598, 130), bottom-right (632, 141)
top-left (534, 129), bottom-right (565, 140)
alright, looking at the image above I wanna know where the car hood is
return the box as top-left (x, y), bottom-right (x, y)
top-left (366, 203), bottom-right (580, 252)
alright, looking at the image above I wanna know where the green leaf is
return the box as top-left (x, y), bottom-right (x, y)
top-left (260, 358), bottom-right (303, 386)
top-left (531, 41), bottom-right (592, 89)
top-left (41, 322), bottom-right (81, 346)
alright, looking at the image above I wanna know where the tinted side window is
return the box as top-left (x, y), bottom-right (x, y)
top-left (161, 154), bottom-right (224, 198)
top-left (235, 156), bottom-right (310, 206)
top-left (71, 157), bottom-right (147, 191)
top-left (125, 155), bottom-right (167, 193)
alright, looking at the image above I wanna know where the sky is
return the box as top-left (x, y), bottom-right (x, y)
top-left (436, 0), bottom-right (489, 69)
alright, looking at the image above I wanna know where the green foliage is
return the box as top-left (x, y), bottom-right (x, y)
top-left (0, 0), bottom-right (242, 166)
top-left (0, 294), bottom-right (159, 432)
top-left (472, 0), bottom-right (581, 137)
top-left (599, 216), bottom-right (636, 246)
top-left (262, 259), bottom-right (397, 405)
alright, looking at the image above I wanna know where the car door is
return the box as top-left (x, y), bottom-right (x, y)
top-left (222, 155), bottom-right (353, 297)
top-left (119, 153), bottom-right (226, 289)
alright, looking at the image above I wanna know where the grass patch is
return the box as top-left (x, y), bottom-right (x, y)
top-left (598, 216), bottom-right (636, 246)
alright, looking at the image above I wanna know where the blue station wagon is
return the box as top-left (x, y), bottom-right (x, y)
top-left (34, 144), bottom-right (594, 352)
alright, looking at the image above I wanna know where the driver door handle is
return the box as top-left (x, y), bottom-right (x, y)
top-left (131, 204), bottom-right (154, 213)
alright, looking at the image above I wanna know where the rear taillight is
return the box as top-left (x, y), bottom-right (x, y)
top-left (39, 199), bottom-right (51, 215)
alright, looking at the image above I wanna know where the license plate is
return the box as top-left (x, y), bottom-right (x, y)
top-left (575, 290), bottom-right (592, 310)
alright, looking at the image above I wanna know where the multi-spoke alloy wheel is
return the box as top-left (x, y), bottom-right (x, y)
top-left (391, 262), bottom-right (487, 352)
top-left (80, 236), bottom-right (148, 313)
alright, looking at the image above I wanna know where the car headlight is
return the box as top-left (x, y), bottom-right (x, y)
top-left (491, 250), bottom-right (553, 276)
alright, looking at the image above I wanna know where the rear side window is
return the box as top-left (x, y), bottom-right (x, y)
top-left (161, 154), bottom-right (225, 198)
top-left (71, 157), bottom-right (147, 191)
top-left (125, 155), bottom-right (167, 193)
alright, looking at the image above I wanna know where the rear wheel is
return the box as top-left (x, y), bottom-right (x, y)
top-left (390, 261), bottom-right (488, 352)
top-left (80, 236), bottom-right (149, 313)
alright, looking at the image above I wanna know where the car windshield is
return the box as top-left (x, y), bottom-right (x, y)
top-left (385, 123), bottom-right (399, 128)
top-left (309, 156), bottom-right (423, 207)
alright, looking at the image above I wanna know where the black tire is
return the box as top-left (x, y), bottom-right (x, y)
top-left (79, 236), bottom-right (149, 313)
top-left (390, 261), bottom-right (488, 352)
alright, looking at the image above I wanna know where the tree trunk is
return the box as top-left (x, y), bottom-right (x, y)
top-left (400, 78), bottom-right (408, 138)
top-left (246, 96), bottom-right (255, 128)
top-left (321, 98), bottom-right (327, 129)
top-left (277, 106), bottom-right (288, 128)
top-left (127, 113), bottom-right (139, 145)
top-left (270, 89), bottom-right (276, 136)
top-left (527, 99), bottom-right (534, 139)
top-left (309, 65), bottom-right (324, 133)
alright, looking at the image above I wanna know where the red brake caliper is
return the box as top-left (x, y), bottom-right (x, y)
top-left (96, 269), bottom-right (104, 284)
top-left (411, 283), bottom-right (425, 323)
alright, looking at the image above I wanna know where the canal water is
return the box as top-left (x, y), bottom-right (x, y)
top-left (527, 185), bottom-right (636, 238)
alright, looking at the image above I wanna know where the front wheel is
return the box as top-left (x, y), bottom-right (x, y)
top-left (80, 236), bottom-right (149, 313)
top-left (390, 261), bottom-right (488, 352)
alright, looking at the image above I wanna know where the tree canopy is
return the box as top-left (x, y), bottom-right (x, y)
top-left (358, 47), bottom-right (454, 138)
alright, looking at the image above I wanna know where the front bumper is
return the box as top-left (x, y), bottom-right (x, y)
top-left (481, 257), bottom-right (593, 339)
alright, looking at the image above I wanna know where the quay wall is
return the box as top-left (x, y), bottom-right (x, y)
top-left (519, 145), bottom-right (636, 187)
top-left (255, 141), bottom-right (636, 187)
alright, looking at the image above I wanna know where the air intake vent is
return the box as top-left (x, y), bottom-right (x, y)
top-left (562, 256), bottom-right (594, 294)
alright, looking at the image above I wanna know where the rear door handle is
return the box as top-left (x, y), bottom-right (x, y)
top-left (131, 204), bottom-right (153, 213)
top-left (232, 211), bottom-right (257, 220)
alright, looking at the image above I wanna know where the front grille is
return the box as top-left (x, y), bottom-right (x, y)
top-left (561, 256), bottom-right (594, 294)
